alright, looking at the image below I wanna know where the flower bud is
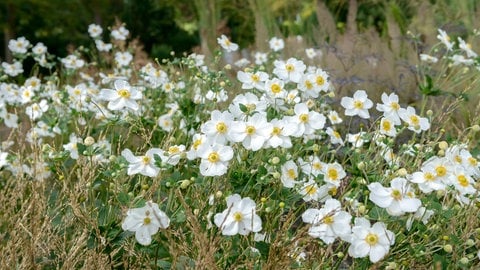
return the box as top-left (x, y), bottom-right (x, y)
top-left (443, 244), bottom-right (453, 253)
top-left (84, 136), bottom-right (95, 146)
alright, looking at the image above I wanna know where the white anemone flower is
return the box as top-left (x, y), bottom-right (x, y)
top-left (121, 148), bottom-right (163, 177)
top-left (347, 217), bottom-right (395, 263)
top-left (122, 201), bottom-right (170, 246)
top-left (214, 194), bottom-right (262, 236)
top-left (368, 178), bottom-right (421, 216)
top-left (340, 90), bottom-right (373, 119)
top-left (197, 143), bottom-right (233, 176)
top-left (229, 114), bottom-right (271, 151)
top-left (273, 58), bottom-right (306, 83)
top-left (217, 35), bottom-right (239, 52)
top-left (99, 79), bottom-right (142, 111)
top-left (302, 198), bottom-right (352, 244)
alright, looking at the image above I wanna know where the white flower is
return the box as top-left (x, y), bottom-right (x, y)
top-left (450, 54), bottom-right (475, 66)
top-left (305, 48), bottom-right (320, 59)
top-left (32, 42), bottom-right (47, 55)
top-left (458, 37), bottom-right (477, 58)
top-left (186, 133), bottom-right (208, 160)
top-left (200, 110), bottom-right (234, 144)
top-left (95, 40), bottom-right (112, 52)
top-left (264, 78), bottom-right (286, 100)
top-left (214, 194), bottom-right (262, 236)
top-left (122, 201), bottom-right (170, 246)
top-left (217, 35), bottom-right (239, 52)
top-left (347, 132), bottom-right (367, 148)
top-left (61, 54), bottom-right (84, 69)
top-left (229, 114), bottom-right (271, 151)
top-left (8, 36), bottom-right (30, 54)
top-left (437, 29), bottom-right (453, 50)
top-left (419, 54), bottom-right (438, 63)
top-left (341, 90), bottom-right (373, 119)
top-left (0, 152), bottom-right (8, 168)
top-left (273, 58), bottom-right (306, 83)
top-left (299, 155), bottom-right (325, 177)
top-left (115, 51), bottom-right (133, 67)
top-left (347, 217), bottom-right (395, 263)
top-left (121, 148), bottom-right (163, 177)
top-left (368, 178), bottom-right (421, 216)
top-left (322, 162), bottom-right (346, 187)
top-left (264, 118), bottom-right (296, 149)
top-left (2, 61), bottom-right (23, 77)
top-left (269, 37), bottom-right (284, 52)
top-left (158, 114), bottom-right (174, 132)
top-left (289, 103), bottom-right (325, 137)
top-left (254, 52), bottom-right (268, 65)
top-left (99, 79), bottom-right (142, 111)
top-left (281, 160), bottom-right (300, 188)
top-left (25, 99), bottom-right (49, 120)
top-left (159, 145), bottom-right (185, 166)
top-left (236, 71), bottom-right (268, 90)
top-left (398, 106), bottom-right (430, 133)
top-left (63, 133), bottom-right (83, 159)
top-left (111, 26), bottom-right (129, 40)
top-left (197, 143), bottom-right (233, 176)
top-left (229, 93), bottom-right (267, 120)
top-left (325, 128), bottom-right (343, 146)
top-left (302, 198), bottom-right (352, 244)
top-left (406, 206), bottom-right (434, 231)
top-left (298, 179), bottom-right (329, 202)
top-left (379, 117), bottom-right (397, 137)
top-left (376, 92), bottom-right (402, 125)
top-left (327, 110), bottom-right (343, 125)
top-left (88, 24), bottom-right (103, 38)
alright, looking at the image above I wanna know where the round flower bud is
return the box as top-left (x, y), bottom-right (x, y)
top-left (459, 257), bottom-right (469, 264)
top-left (84, 136), bottom-right (95, 146)
top-left (443, 244), bottom-right (453, 253)
top-left (215, 191), bottom-right (223, 198)
top-left (397, 168), bottom-right (408, 177)
top-left (336, 252), bottom-right (344, 258)
top-left (471, 124), bottom-right (480, 132)
top-left (260, 197), bottom-right (267, 203)
top-left (426, 110), bottom-right (433, 117)
top-left (438, 141), bottom-right (448, 150)
top-left (179, 180), bottom-right (190, 189)
top-left (271, 157), bottom-right (280, 165)
top-left (357, 162), bottom-right (366, 170)
top-left (278, 202), bottom-right (285, 208)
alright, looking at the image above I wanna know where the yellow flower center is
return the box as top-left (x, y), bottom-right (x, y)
top-left (353, 100), bottom-right (363, 109)
top-left (216, 122), bottom-right (227, 134)
top-left (323, 215), bottom-right (334, 225)
top-left (233, 212), bottom-right (243, 222)
top-left (73, 88), bottom-right (81, 95)
top-left (365, 233), bottom-right (379, 246)
top-left (457, 175), bottom-right (469, 187)
top-left (208, 152), bottom-right (219, 163)
top-left (118, 89), bottom-right (131, 98)
top-left (272, 126), bottom-right (282, 136)
top-left (333, 131), bottom-right (341, 138)
top-left (305, 184), bottom-right (317, 195)
top-left (299, 114), bottom-right (309, 123)
top-left (193, 139), bottom-right (202, 150)
top-left (424, 172), bottom-right (435, 182)
top-left (468, 157), bottom-right (478, 166)
top-left (142, 156), bottom-right (151, 164)
top-left (287, 169), bottom-right (296, 179)
top-left (168, 146), bottom-right (180, 154)
top-left (143, 217), bottom-right (151, 225)
top-left (286, 64), bottom-right (294, 72)
top-left (410, 115), bottom-right (420, 126)
top-left (391, 189), bottom-right (402, 200)
top-left (327, 168), bottom-right (338, 181)
top-left (305, 80), bottom-right (313, 89)
top-left (328, 186), bottom-right (337, 196)
top-left (251, 74), bottom-right (260, 83)
top-left (316, 76), bottom-right (325, 86)
top-left (454, 155), bottom-right (462, 164)
top-left (245, 125), bottom-right (256, 135)
top-left (382, 120), bottom-right (392, 132)
top-left (313, 162), bottom-right (323, 170)
top-left (271, 84), bottom-right (281, 94)
top-left (435, 165), bottom-right (447, 177)
top-left (391, 102), bottom-right (400, 111)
